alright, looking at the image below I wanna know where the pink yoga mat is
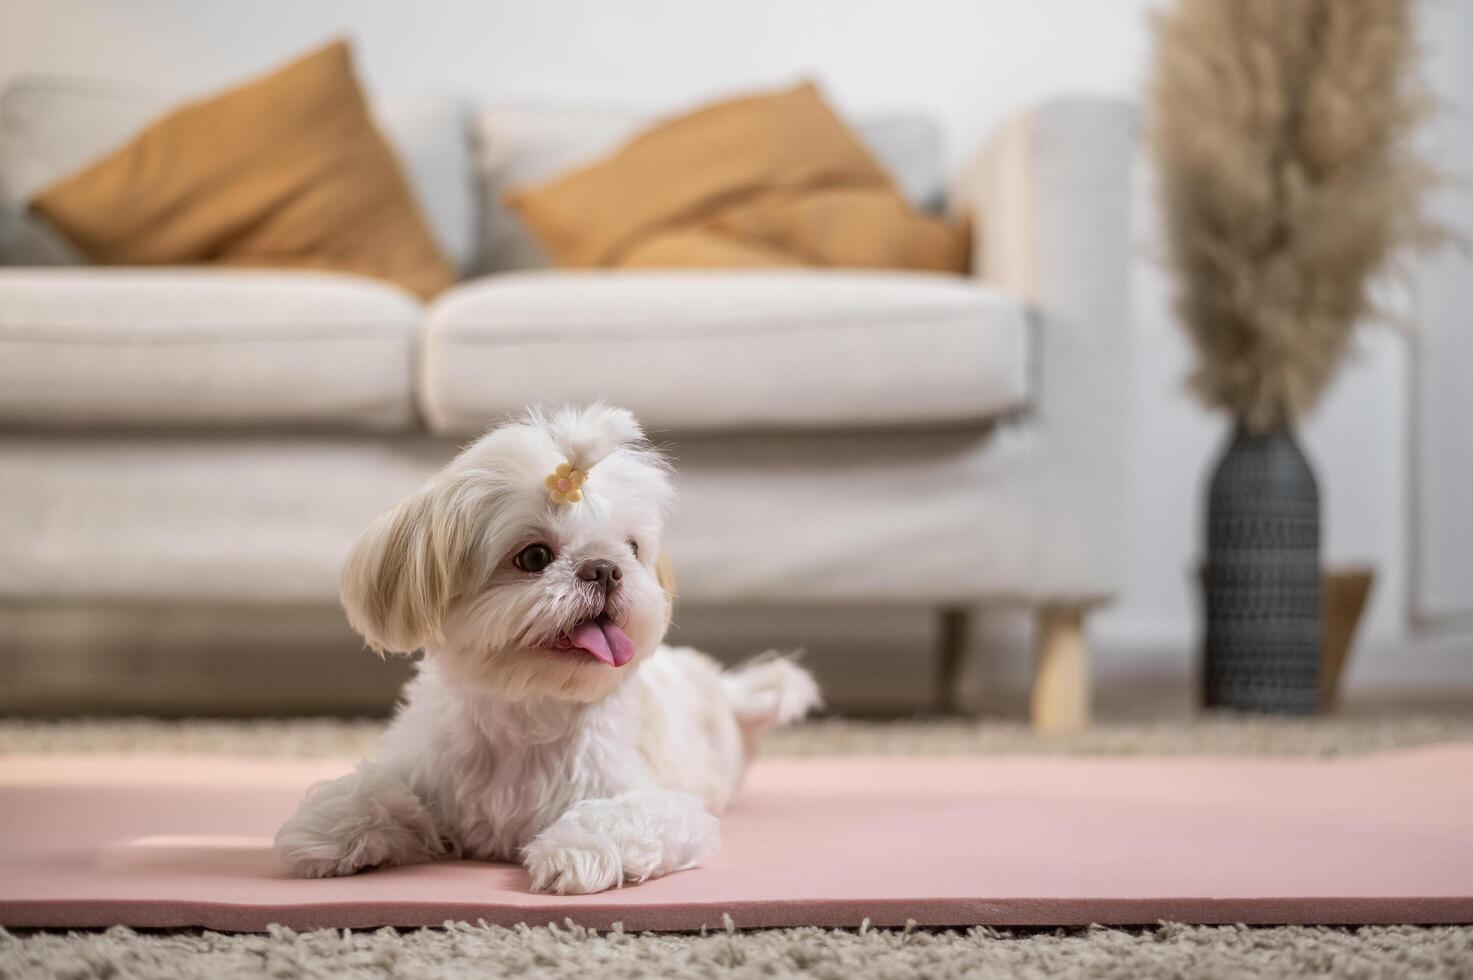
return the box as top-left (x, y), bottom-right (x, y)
top-left (2, 747), bottom-right (1470, 931)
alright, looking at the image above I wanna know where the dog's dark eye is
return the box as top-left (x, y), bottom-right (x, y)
top-left (514, 543), bottom-right (555, 573)
top-left (627, 539), bottom-right (639, 559)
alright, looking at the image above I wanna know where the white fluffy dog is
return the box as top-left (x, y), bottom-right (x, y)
top-left (276, 404), bottom-right (820, 894)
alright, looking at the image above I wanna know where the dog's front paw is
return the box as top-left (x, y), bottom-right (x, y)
top-left (275, 763), bottom-right (445, 878)
top-left (523, 833), bottom-right (623, 895)
top-left (522, 791), bottom-right (720, 894)
top-left (278, 848), bottom-right (362, 880)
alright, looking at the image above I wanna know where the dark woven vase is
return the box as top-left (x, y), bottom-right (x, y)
top-left (1202, 425), bottom-right (1322, 714)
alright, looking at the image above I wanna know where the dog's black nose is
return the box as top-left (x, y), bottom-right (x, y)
top-left (577, 558), bottom-right (622, 593)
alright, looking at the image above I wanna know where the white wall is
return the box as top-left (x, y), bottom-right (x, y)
top-left (0, 0), bottom-right (1152, 172)
top-left (1412, 0), bottom-right (1473, 628)
top-left (2, 0), bottom-right (1469, 690)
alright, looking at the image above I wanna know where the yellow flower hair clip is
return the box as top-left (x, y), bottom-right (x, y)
top-left (545, 461), bottom-right (588, 505)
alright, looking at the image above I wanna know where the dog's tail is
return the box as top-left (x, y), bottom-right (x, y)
top-left (722, 654), bottom-right (822, 739)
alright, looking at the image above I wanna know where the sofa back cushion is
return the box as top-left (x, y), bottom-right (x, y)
top-left (502, 82), bottom-right (964, 273)
top-left (0, 70), bottom-right (476, 275)
top-left (29, 42), bottom-right (455, 301)
top-left (475, 101), bottom-right (944, 274)
top-left (0, 71), bottom-right (943, 280)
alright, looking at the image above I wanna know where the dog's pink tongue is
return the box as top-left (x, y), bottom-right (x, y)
top-left (568, 616), bottom-right (636, 667)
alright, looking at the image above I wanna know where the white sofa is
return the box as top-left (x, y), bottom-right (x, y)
top-left (0, 76), bottom-right (1135, 727)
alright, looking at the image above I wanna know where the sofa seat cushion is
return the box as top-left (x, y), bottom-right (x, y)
top-left (0, 269), bottom-right (420, 429)
top-left (420, 270), bottom-right (1029, 434)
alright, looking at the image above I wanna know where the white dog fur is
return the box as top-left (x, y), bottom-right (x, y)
top-left (276, 404), bottom-right (820, 894)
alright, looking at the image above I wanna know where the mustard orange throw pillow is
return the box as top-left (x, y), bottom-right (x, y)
top-left (507, 82), bottom-right (967, 274)
top-left (30, 41), bottom-right (453, 301)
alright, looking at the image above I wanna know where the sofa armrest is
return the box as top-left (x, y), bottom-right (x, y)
top-left (949, 98), bottom-right (1137, 601)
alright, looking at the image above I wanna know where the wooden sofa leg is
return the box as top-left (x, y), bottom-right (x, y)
top-left (1030, 604), bottom-right (1090, 732)
top-left (934, 607), bottom-right (970, 715)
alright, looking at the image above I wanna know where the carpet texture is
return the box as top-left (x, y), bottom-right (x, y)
top-left (5, 920), bottom-right (1472, 980)
top-left (5, 707), bottom-right (1473, 758)
top-left (3, 713), bottom-right (1472, 979)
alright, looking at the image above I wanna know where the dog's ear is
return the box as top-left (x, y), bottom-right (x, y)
top-left (655, 551), bottom-right (677, 612)
top-left (340, 483), bottom-right (472, 655)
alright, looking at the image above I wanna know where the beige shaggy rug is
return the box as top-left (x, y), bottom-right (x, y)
top-left (3, 711), bottom-right (1472, 979)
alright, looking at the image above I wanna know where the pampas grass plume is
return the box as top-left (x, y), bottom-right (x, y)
top-left (1150, 0), bottom-right (1441, 432)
